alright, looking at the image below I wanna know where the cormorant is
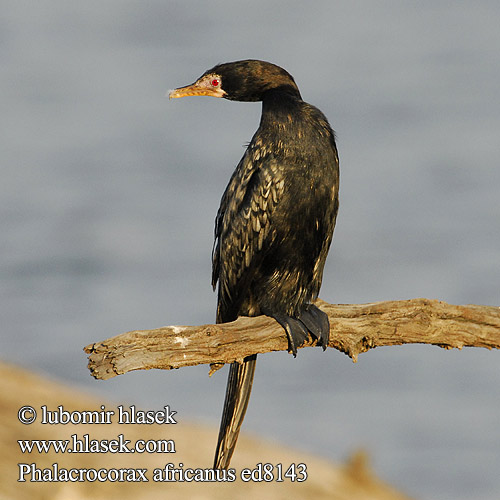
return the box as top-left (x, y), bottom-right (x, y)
top-left (170, 60), bottom-right (339, 470)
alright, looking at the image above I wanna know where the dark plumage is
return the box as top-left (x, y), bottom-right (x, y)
top-left (170, 59), bottom-right (339, 469)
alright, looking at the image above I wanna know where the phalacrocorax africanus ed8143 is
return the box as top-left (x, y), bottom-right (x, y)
top-left (170, 59), bottom-right (339, 470)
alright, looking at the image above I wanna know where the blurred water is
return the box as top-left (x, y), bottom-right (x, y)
top-left (1, 1), bottom-right (499, 499)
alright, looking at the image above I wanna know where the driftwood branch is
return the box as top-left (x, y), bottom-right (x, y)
top-left (84, 298), bottom-right (500, 380)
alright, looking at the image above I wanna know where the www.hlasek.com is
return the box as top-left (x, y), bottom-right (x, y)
top-left (16, 404), bottom-right (308, 483)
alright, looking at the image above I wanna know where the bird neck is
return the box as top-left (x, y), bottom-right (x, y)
top-left (260, 90), bottom-right (304, 131)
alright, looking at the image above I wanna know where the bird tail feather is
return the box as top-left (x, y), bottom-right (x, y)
top-left (213, 354), bottom-right (257, 469)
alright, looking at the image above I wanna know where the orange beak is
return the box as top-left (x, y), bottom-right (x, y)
top-left (169, 81), bottom-right (226, 99)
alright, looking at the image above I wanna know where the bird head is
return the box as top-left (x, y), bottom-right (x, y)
top-left (169, 59), bottom-right (301, 102)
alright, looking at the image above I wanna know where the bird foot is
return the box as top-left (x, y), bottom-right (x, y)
top-left (269, 305), bottom-right (330, 356)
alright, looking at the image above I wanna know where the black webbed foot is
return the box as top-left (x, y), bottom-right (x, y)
top-left (298, 305), bottom-right (330, 350)
top-left (267, 305), bottom-right (330, 356)
top-left (271, 313), bottom-right (308, 356)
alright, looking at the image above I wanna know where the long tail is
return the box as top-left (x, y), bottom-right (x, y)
top-left (213, 354), bottom-right (257, 469)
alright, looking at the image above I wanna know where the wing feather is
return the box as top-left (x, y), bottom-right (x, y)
top-left (212, 146), bottom-right (284, 322)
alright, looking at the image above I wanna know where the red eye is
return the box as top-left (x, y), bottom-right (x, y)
top-left (211, 78), bottom-right (220, 87)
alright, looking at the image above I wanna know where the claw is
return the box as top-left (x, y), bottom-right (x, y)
top-left (299, 305), bottom-right (330, 349)
top-left (268, 305), bottom-right (330, 355)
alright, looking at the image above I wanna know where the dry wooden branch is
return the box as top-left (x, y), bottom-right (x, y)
top-left (84, 298), bottom-right (500, 380)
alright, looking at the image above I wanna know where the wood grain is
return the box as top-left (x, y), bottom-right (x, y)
top-left (84, 298), bottom-right (500, 380)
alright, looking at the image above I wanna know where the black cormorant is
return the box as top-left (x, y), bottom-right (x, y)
top-left (170, 59), bottom-right (339, 469)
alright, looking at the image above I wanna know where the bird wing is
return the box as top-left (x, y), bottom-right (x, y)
top-left (212, 145), bottom-right (285, 322)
